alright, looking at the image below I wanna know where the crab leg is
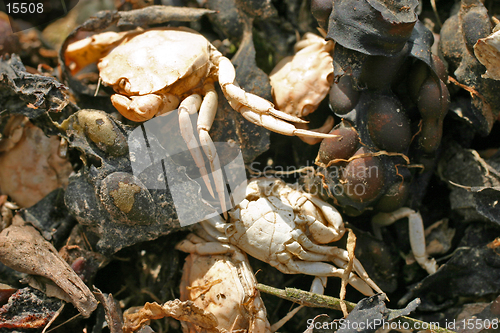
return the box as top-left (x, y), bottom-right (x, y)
top-left (197, 83), bottom-right (228, 218)
top-left (285, 241), bottom-right (337, 262)
top-left (291, 229), bottom-right (384, 294)
top-left (283, 260), bottom-right (375, 296)
top-left (331, 257), bottom-right (384, 295)
top-left (372, 208), bottom-right (438, 274)
top-left (291, 229), bottom-right (349, 260)
top-left (216, 56), bottom-right (339, 139)
top-left (175, 235), bottom-right (235, 255)
top-left (275, 246), bottom-right (375, 296)
top-left (178, 94), bottom-right (215, 198)
top-left (295, 116), bottom-right (335, 145)
top-left (310, 276), bottom-right (327, 294)
top-left (200, 218), bottom-right (230, 242)
top-left (240, 104), bottom-right (339, 139)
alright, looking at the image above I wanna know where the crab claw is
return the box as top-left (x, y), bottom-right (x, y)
top-left (65, 30), bottom-right (135, 74)
top-left (305, 194), bottom-right (346, 243)
top-left (238, 106), bottom-right (340, 139)
top-left (267, 109), bottom-right (308, 124)
top-left (197, 83), bottom-right (229, 219)
top-left (111, 93), bottom-right (179, 122)
top-left (295, 116), bottom-right (335, 145)
top-left (215, 55), bottom-right (339, 140)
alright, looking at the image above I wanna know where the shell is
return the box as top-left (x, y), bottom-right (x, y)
top-left (474, 27), bottom-right (500, 80)
top-left (229, 178), bottom-right (345, 267)
top-left (98, 27), bottom-right (211, 95)
top-left (269, 33), bottom-right (334, 118)
top-left (180, 249), bottom-right (271, 333)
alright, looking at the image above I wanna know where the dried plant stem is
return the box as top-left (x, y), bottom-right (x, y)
top-left (257, 283), bottom-right (356, 311)
top-left (430, 0), bottom-right (443, 28)
top-left (339, 229), bottom-right (356, 317)
top-left (256, 284), bottom-right (457, 333)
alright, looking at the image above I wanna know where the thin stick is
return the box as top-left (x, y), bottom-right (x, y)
top-left (430, 0), bottom-right (442, 28)
top-left (257, 284), bottom-right (356, 311)
top-left (42, 304), bottom-right (65, 333)
top-left (256, 284), bottom-right (457, 333)
top-left (340, 229), bottom-right (356, 317)
top-left (46, 313), bottom-right (82, 333)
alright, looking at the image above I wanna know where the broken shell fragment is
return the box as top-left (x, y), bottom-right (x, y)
top-left (474, 29), bottom-right (500, 80)
top-left (178, 239), bottom-right (271, 333)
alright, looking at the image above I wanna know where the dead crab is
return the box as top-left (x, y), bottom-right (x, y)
top-left (372, 208), bottom-right (439, 275)
top-left (269, 32), bottom-right (335, 144)
top-left (192, 178), bottom-right (383, 297)
top-left (65, 27), bottom-right (336, 213)
top-left (177, 233), bottom-right (271, 333)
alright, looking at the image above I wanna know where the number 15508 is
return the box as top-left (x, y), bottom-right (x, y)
top-left (6, 3), bottom-right (44, 14)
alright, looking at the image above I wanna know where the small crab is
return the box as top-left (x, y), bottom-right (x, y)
top-left (177, 233), bottom-right (271, 333)
top-left (65, 27), bottom-right (336, 213)
top-left (195, 178), bottom-right (383, 296)
top-left (269, 32), bottom-right (335, 144)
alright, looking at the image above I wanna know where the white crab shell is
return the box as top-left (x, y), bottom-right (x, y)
top-left (227, 178), bottom-right (345, 269)
top-left (98, 27), bottom-right (214, 96)
top-left (180, 249), bottom-right (271, 333)
top-left (269, 33), bottom-right (334, 118)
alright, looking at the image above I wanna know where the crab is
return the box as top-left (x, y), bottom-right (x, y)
top-left (189, 178), bottom-right (383, 297)
top-left (176, 233), bottom-right (271, 333)
top-left (65, 27), bottom-right (337, 214)
top-left (372, 207), bottom-right (439, 275)
top-left (269, 32), bottom-right (335, 144)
